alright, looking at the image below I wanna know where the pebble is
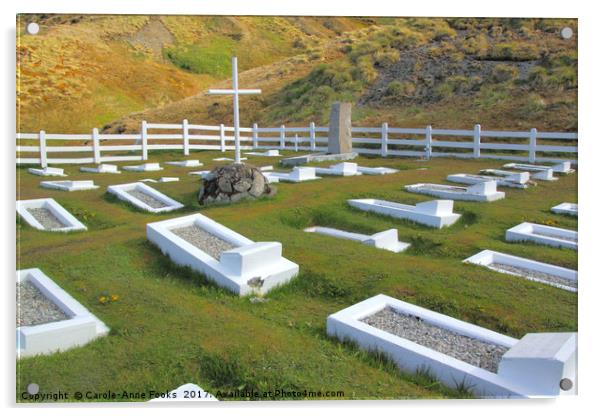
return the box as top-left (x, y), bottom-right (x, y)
top-left (490, 262), bottom-right (577, 289)
top-left (171, 225), bottom-right (236, 259)
top-left (17, 282), bottom-right (69, 326)
top-left (361, 307), bottom-right (508, 373)
top-left (126, 189), bottom-right (168, 209)
top-left (26, 208), bottom-right (65, 229)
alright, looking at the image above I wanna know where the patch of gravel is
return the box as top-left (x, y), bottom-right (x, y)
top-left (531, 230), bottom-right (577, 243)
top-left (415, 184), bottom-right (467, 193)
top-left (126, 189), bottom-right (168, 209)
top-left (26, 207), bottom-right (65, 229)
top-left (490, 263), bottom-right (577, 289)
top-left (17, 281), bottom-right (69, 327)
top-left (171, 225), bottom-right (237, 259)
top-left (361, 307), bottom-right (509, 373)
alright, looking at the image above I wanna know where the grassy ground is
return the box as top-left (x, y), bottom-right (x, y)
top-left (16, 153), bottom-right (577, 402)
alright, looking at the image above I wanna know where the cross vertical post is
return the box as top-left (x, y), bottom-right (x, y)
top-left (207, 57), bottom-right (261, 164)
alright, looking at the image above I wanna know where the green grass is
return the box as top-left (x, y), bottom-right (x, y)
top-left (16, 153), bottom-right (577, 401)
top-left (165, 38), bottom-right (237, 77)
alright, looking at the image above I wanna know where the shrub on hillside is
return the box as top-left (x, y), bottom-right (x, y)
top-left (373, 48), bottom-right (400, 67)
top-left (491, 64), bottom-right (519, 83)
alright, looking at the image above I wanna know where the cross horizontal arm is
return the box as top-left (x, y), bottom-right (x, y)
top-left (207, 89), bottom-right (262, 95)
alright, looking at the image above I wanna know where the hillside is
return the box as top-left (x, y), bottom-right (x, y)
top-left (16, 14), bottom-right (368, 132)
top-left (17, 16), bottom-right (578, 134)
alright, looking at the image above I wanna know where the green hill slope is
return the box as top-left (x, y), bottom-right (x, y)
top-left (17, 14), bottom-right (368, 132)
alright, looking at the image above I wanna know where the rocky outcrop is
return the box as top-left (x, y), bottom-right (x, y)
top-left (198, 163), bottom-right (275, 205)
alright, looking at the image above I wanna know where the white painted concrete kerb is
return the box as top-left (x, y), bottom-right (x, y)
top-left (146, 213), bottom-right (299, 296)
top-left (327, 294), bottom-right (576, 398)
top-left (17, 198), bottom-right (87, 232)
top-left (17, 268), bottom-right (109, 358)
top-left (108, 182), bottom-right (184, 213)
top-left (464, 250), bottom-right (577, 292)
top-left (348, 199), bottom-right (461, 229)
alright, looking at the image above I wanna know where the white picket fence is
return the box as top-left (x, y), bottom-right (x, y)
top-left (16, 120), bottom-right (577, 167)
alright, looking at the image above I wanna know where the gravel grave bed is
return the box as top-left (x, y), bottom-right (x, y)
top-left (126, 189), bottom-right (168, 209)
top-left (26, 207), bottom-right (65, 229)
top-left (531, 230), bottom-right (577, 242)
top-left (171, 225), bottom-right (237, 259)
top-left (361, 307), bottom-right (509, 373)
top-left (416, 184), bottom-right (467, 193)
top-left (17, 281), bottom-right (69, 327)
top-left (490, 263), bottom-right (577, 289)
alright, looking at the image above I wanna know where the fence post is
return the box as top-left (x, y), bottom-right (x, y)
top-left (252, 123), bottom-right (258, 149)
top-left (381, 122), bottom-right (388, 157)
top-left (219, 124), bottom-right (226, 152)
top-left (182, 119), bottom-right (189, 156)
top-left (92, 128), bottom-right (101, 164)
top-left (141, 120), bottom-right (148, 161)
top-left (309, 121), bottom-right (316, 151)
top-left (280, 125), bottom-right (286, 150)
top-left (39, 130), bottom-right (47, 168)
top-left (473, 124), bottom-right (481, 158)
top-left (529, 128), bottom-right (537, 163)
top-left (425, 125), bottom-right (433, 160)
top-left (294, 134), bottom-right (299, 152)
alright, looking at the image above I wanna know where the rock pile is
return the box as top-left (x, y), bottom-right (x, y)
top-left (198, 163), bottom-right (274, 205)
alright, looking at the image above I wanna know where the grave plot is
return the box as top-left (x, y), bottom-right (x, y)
top-left (464, 250), bottom-right (577, 292)
top-left (149, 383), bottom-right (218, 402)
top-left (245, 149), bottom-right (280, 157)
top-left (17, 268), bottom-right (109, 358)
top-left (347, 199), bottom-right (461, 228)
top-left (260, 165), bottom-right (273, 171)
top-left (80, 164), bottom-right (121, 174)
top-left (327, 294), bottom-right (576, 398)
top-left (357, 166), bottom-right (399, 175)
top-left (504, 161), bottom-right (574, 174)
top-left (213, 157), bottom-right (247, 161)
top-left (28, 167), bottom-right (66, 177)
top-left (263, 167), bottom-right (320, 183)
top-left (479, 169), bottom-right (530, 184)
top-left (140, 177), bottom-right (180, 183)
top-left (165, 160), bottom-right (203, 167)
top-left (17, 198), bottom-right (87, 232)
top-left (108, 182), bottom-right (184, 213)
top-left (447, 173), bottom-right (528, 189)
top-left (304, 227), bottom-right (410, 253)
top-left (147, 213), bottom-right (299, 296)
top-left (314, 162), bottom-right (363, 176)
top-left (506, 222), bottom-right (577, 250)
top-left (40, 180), bottom-right (99, 192)
top-left (497, 165), bottom-right (557, 181)
top-left (188, 170), bottom-right (210, 178)
top-left (122, 163), bottom-right (163, 172)
top-left (551, 203), bottom-right (578, 216)
top-left (405, 182), bottom-right (505, 202)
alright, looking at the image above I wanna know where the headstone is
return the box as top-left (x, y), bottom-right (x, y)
top-left (328, 102), bottom-right (353, 154)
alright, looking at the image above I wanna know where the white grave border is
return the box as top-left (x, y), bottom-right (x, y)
top-left (347, 199), bottom-right (461, 229)
top-left (17, 268), bottom-right (109, 358)
top-left (146, 213), bottom-right (299, 296)
top-left (107, 182), bottom-right (184, 214)
top-left (326, 294), bottom-right (526, 398)
top-left (464, 250), bottom-right (577, 292)
top-left (17, 198), bottom-right (87, 232)
top-left (506, 222), bottom-right (577, 250)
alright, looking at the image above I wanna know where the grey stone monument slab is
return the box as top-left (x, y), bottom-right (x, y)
top-left (281, 101), bottom-right (357, 167)
top-left (328, 102), bottom-right (353, 154)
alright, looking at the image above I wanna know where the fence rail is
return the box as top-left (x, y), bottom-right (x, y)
top-left (16, 120), bottom-right (577, 167)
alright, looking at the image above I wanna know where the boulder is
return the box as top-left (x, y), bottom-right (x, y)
top-left (198, 163), bottom-right (275, 206)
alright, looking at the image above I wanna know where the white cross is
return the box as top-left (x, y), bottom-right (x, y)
top-left (207, 57), bottom-right (261, 164)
